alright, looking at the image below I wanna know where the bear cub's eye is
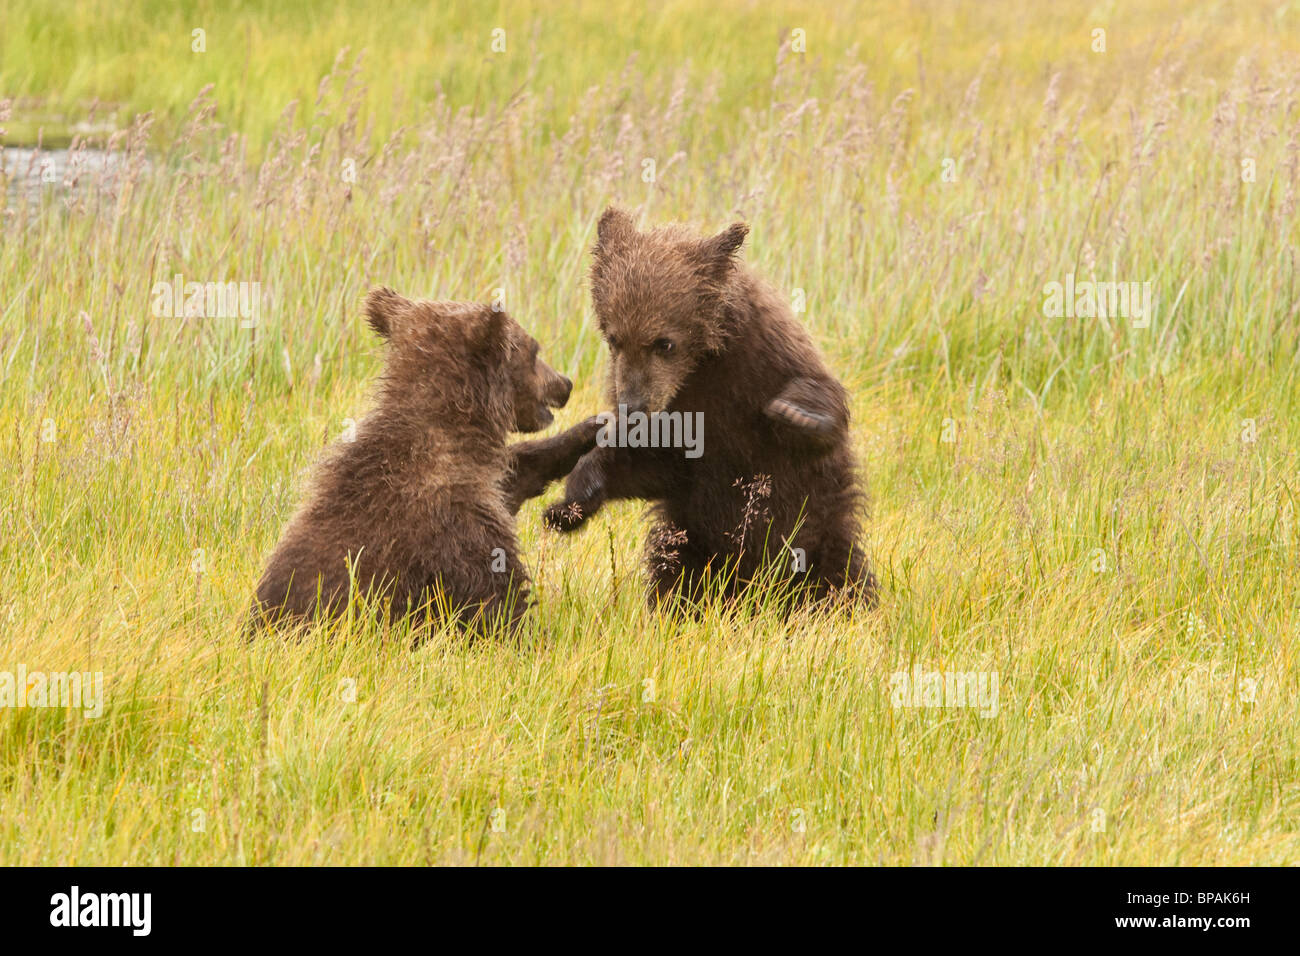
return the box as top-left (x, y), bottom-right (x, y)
top-left (654, 338), bottom-right (675, 354)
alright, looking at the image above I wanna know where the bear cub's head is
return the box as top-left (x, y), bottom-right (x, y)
top-left (363, 287), bottom-right (571, 434)
top-left (588, 206), bottom-right (748, 415)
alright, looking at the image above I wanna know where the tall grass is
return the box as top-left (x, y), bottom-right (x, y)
top-left (0, 0), bottom-right (1297, 863)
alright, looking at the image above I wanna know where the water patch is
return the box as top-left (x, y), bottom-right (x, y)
top-left (2, 145), bottom-right (133, 204)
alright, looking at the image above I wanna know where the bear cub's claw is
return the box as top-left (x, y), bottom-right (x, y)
top-left (543, 500), bottom-right (588, 532)
top-left (765, 397), bottom-right (835, 436)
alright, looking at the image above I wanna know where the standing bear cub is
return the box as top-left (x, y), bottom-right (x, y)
top-left (253, 288), bottom-right (600, 632)
top-left (545, 208), bottom-right (877, 608)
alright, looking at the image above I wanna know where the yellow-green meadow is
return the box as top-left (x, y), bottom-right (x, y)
top-left (1, 0), bottom-right (1297, 864)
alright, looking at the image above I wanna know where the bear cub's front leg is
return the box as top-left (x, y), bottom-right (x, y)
top-left (503, 416), bottom-right (604, 515)
top-left (543, 444), bottom-right (680, 532)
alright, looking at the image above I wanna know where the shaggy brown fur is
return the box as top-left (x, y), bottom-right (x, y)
top-left (253, 288), bottom-right (600, 632)
top-left (544, 208), bottom-right (876, 608)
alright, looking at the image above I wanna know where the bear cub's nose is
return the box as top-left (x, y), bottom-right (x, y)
top-left (551, 375), bottom-right (572, 407)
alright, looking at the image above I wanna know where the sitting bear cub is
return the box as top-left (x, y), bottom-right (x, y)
top-left (546, 208), bottom-right (876, 609)
top-left (253, 288), bottom-right (599, 631)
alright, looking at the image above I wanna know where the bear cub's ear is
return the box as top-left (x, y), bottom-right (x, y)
top-left (469, 306), bottom-right (513, 354)
top-left (594, 206), bottom-right (637, 257)
top-left (363, 287), bottom-right (412, 339)
top-left (696, 222), bottom-right (749, 268)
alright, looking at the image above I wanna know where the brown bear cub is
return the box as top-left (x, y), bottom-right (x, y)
top-left (252, 288), bottom-right (600, 632)
top-left (544, 208), bottom-right (876, 609)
